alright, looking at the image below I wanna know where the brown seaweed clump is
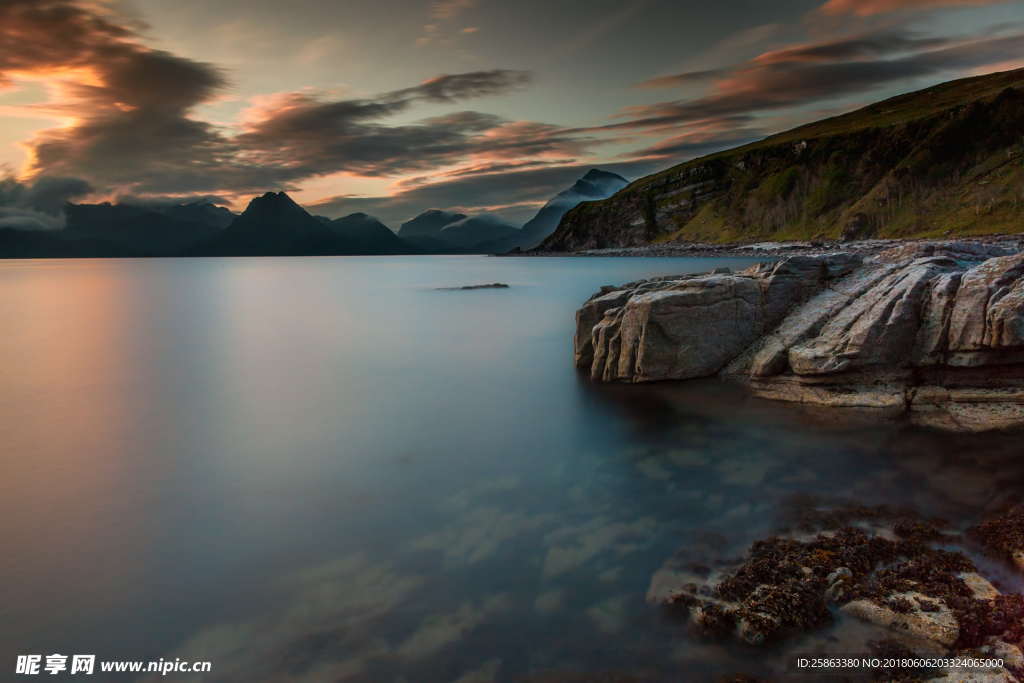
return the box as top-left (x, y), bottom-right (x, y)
top-left (660, 504), bottom-right (1024, 658)
top-left (969, 502), bottom-right (1024, 569)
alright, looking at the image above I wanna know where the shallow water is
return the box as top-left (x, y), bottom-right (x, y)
top-left (1, 255), bottom-right (1022, 682)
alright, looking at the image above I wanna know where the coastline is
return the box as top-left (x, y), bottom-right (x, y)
top-left (500, 234), bottom-right (1024, 259)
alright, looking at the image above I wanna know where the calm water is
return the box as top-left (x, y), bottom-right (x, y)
top-left (2, 255), bottom-right (1023, 682)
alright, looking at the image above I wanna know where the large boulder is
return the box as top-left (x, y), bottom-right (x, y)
top-left (574, 241), bottom-right (1024, 431)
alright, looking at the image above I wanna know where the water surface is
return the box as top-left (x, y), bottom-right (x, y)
top-left (2, 255), bottom-right (1022, 682)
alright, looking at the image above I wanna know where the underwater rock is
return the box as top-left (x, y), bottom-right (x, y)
top-left (651, 504), bottom-right (1024, 668)
top-left (436, 282), bottom-right (510, 290)
top-left (970, 504), bottom-right (1024, 571)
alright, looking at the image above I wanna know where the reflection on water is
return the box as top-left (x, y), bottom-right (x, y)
top-left (1, 256), bottom-right (1022, 682)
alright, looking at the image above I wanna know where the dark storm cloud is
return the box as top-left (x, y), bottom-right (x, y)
top-left (614, 29), bottom-right (1024, 132)
top-left (0, 174), bottom-right (92, 229)
top-left (236, 96), bottom-right (595, 180)
top-left (2, 0), bottom-right (548, 197)
top-left (0, 0), bottom-right (237, 193)
top-left (392, 70), bottom-right (532, 102)
top-left (0, 0), bottom-right (134, 81)
top-left (22, 175), bottom-right (93, 214)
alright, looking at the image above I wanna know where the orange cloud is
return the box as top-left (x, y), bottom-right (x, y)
top-left (818, 0), bottom-right (1010, 16)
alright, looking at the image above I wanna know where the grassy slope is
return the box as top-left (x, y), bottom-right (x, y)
top-left (557, 68), bottom-right (1024, 247)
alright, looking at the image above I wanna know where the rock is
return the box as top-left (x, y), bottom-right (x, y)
top-left (649, 503), bottom-right (1024, 656)
top-left (985, 638), bottom-right (1024, 670)
top-left (969, 504), bottom-right (1024, 571)
top-left (574, 241), bottom-right (1024, 431)
top-left (960, 572), bottom-right (1001, 601)
top-left (436, 282), bottom-right (510, 290)
top-left (824, 567), bottom-right (854, 602)
top-left (590, 276), bottom-right (766, 382)
top-left (841, 593), bottom-right (959, 647)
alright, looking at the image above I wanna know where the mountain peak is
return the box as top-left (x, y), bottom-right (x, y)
top-left (238, 191), bottom-right (310, 219)
top-left (582, 168), bottom-right (627, 183)
top-left (398, 209), bottom-right (468, 237)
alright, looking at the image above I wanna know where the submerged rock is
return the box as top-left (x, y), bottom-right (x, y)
top-left (970, 504), bottom-right (1024, 572)
top-left (574, 241), bottom-right (1024, 431)
top-left (651, 503), bottom-right (1024, 681)
top-left (435, 282), bottom-right (510, 290)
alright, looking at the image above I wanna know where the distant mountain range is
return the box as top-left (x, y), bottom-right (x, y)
top-left (195, 192), bottom-right (419, 256)
top-left (0, 168), bottom-right (629, 258)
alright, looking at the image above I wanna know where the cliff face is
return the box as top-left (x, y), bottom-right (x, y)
top-left (542, 69), bottom-right (1024, 251)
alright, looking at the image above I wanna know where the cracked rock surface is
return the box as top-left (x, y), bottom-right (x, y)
top-left (574, 241), bottom-right (1024, 431)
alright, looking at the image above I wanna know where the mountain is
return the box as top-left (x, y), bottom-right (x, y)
top-left (398, 209), bottom-right (467, 238)
top-left (65, 201), bottom-right (233, 255)
top-left (540, 68), bottom-right (1024, 251)
top-left (330, 213), bottom-right (420, 254)
top-left (396, 209), bottom-right (475, 253)
top-left (194, 193), bottom-right (423, 256)
top-left (1, 191), bottom-right (427, 258)
top-left (0, 228), bottom-right (125, 258)
top-left (438, 214), bottom-right (520, 250)
top-left (195, 191), bottom-right (333, 255)
top-left (158, 202), bottom-right (234, 230)
top-left (515, 169), bottom-right (628, 250)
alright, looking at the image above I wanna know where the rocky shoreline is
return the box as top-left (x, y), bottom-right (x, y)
top-left (648, 499), bottom-right (1024, 682)
top-left (505, 235), bottom-right (1024, 259)
top-left (573, 240), bottom-right (1024, 432)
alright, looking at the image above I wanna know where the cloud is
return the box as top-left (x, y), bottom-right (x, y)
top-left (751, 30), bottom-right (953, 64)
top-left (420, 0), bottom-right (478, 46)
top-left (617, 29), bottom-right (1024, 132)
top-left (636, 69), bottom-right (728, 89)
top-left (431, 0), bottom-right (476, 21)
top-left (627, 131), bottom-right (762, 160)
top-left (0, 3), bottom-right (551, 199)
top-left (392, 70), bottom-right (531, 102)
top-left (817, 0), bottom-right (1014, 16)
top-left (4, 0), bottom-right (1020, 227)
top-left (235, 108), bottom-right (586, 182)
top-left (22, 175), bottom-right (93, 214)
top-left (2, 1), bottom-right (552, 203)
top-left (0, 0), bottom-right (238, 195)
top-left (0, 174), bottom-right (92, 229)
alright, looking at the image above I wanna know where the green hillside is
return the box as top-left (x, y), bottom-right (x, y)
top-left (541, 68), bottom-right (1024, 250)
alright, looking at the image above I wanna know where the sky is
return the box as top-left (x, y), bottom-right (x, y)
top-left (0, 0), bottom-right (1022, 227)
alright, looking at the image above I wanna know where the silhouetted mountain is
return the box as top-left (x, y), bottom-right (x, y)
top-left (398, 209), bottom-right (466, 238)
top-left (195, 191), bottom-right (344, 256)
top-left (65, 200), bottom-right (233, 255)
top-left (330, 213), bottom-right (421, 254)
top-left (0, 228), bottom-right (124, 258)
top-left (158, 202), bottom-right (234, 230)
top-left (438, 215), bottom-right (520, 250)
top-left (193, 192), bottom-right (423, 256)
top-left (514, 169), bottom-right (628, 250)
